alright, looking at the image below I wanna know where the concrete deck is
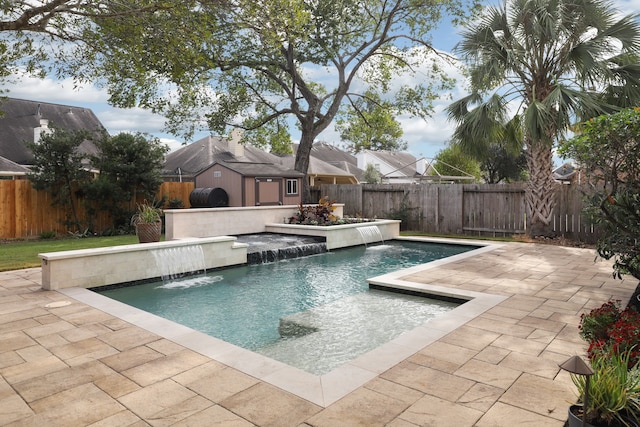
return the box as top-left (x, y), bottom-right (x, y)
top-left (1, 241), bottom-right (637, 426)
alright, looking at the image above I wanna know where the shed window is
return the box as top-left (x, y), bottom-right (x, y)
top-left (213, 171), bottom-right (222, 178)
top-left (286, 179), bottom-right (298, 195)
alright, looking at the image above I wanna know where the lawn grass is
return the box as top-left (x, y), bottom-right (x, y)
top-left (0, 235), bottom-right (142, 272)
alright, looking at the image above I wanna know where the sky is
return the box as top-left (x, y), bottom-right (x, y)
top-left (4, 0), bottom-right (640, 163)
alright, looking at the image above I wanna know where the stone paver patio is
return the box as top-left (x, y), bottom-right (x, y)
top-left (1, 241), bottom-right (637, 426)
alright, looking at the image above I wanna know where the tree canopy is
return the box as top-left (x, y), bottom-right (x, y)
top-left (430, 144), bottom-right (481, 183)
top-left (335, 90), bottom-right (407, 153)
top-left (447, 0), bottom-right (640, 236)
top-left (0, 1), bottom-right (175, 85)
top-left (67, 0), bottom-right (474, 200)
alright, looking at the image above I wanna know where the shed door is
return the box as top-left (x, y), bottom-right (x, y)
top-left (255, 178), bottom-right (282, 205)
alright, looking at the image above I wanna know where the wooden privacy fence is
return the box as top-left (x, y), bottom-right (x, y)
top-left (315, 182), bottom-right (600, 243)
top-left (0, 180), bottom-right (194, 239)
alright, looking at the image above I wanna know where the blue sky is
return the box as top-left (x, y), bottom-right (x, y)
top-left (4, 0), bottom-right (639, 164)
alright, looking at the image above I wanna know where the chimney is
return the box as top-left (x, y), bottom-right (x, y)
top-left (227, 128), bottom-right (244, 157)
top-left (34, 119), bottom-right (51, 144)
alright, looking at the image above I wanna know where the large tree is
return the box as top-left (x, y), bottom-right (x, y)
top-left (0, 1), bottom-right (176, 85)
top-left (447, 0), bottom-right (640, 236)
top-left (71, 0), bottom-right (471, 201)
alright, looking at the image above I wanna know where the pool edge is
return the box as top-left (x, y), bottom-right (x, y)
top-left (59, 238), bottom-right (506, 408)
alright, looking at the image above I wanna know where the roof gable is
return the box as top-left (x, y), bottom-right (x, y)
top-left (0, 98), bottom-right (104, 165)
top-left (164, 135), bottom-right (287, 177)
top-left (358, 150), bottom-right (419, 177)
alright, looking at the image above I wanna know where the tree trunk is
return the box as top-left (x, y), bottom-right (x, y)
top-left (525, 142), bottom-right (556, 237)
top-left (295, 130), bottom-right (315, 203)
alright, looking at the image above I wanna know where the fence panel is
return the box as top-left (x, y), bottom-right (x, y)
top-left (0, 180), bottom-right (194, 239)
top-left (317, 182), bottom-right (601, 241)
top-left (462, 184), bottom-right (526, 237)
top-left (551, 184), bottom-right (600, 243)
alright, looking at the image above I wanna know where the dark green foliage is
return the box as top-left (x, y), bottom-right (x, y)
top-left (168, 198), bottom-right (184, 209)
top-left (84, 132), bottom-right (168, 230)
top-left (27, 127), bottom-right (92, 233)
top-left (386, 196), bottom-right (414, 231)
top-left (480, 145), bottom-right (528, 184)
top-left (561, 108), bottom-right (640, 281)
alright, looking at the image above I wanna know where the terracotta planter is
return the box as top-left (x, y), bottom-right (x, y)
top-left (135, 221), bottom-right (162, 243)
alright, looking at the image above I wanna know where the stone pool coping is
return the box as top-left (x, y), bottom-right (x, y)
top-left (59, 237), bottom-right (504, 407)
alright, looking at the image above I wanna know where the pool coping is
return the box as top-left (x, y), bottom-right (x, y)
top-left (59, 237), bottom-right (506, 407)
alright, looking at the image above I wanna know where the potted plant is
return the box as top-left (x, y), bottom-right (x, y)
top-left (568, 350), bottom-right (640, 427)
top-left (131, 201), bottom-right (162, 243)
top-left (568, 301), bottom-right (640, 426)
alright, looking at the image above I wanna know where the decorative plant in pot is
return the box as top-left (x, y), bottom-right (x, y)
top-left (568, 350), bottom-right (640, 427)
top-left (131, 201), bottom-right (162, 243)
top-left (567, 301), bottom-right (640, 426)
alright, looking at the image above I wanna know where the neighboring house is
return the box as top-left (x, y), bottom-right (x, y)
top-left (0, 98), bottom-right (103, 173)
top-left (285, 142), bottom-right (360, 185)
top-left (307, 142), bottom-right (363, 182)
top-left (355, 150), bottom-right (429, 184)
top-left (553, 163), bottom-right (579, 184)
top-left (0, 156), bottom-right (30, 179)
top-left (279, 154), bottom-right (359, 185)
top-left (163, 130), bottom-right (304, 206)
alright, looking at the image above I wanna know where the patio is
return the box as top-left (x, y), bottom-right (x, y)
top-left (0, 241), bottom-right (637, 426)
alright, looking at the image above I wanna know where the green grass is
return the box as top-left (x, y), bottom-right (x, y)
top-left (0, 235), bottom-right (142, 272)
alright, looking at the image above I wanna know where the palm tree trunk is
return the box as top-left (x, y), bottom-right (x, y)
top-left (525, 143), bottom-right (556, 237)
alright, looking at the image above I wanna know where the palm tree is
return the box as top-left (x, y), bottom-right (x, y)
top-left (448, 0), bottom-right (640, 236)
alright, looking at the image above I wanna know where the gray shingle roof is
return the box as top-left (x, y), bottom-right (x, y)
top-left (163, 135), bottom-right (287, 177)
top-left (292, 142), bottom-right (363, 180)
top-left (0, 98), bottom-right (104, 165)
top-left (363, 150), bottom-right (419, 177)
top-left (214, 161), bottom-right (304, 177)
top-left (0, 155), bottom-right (29, 175)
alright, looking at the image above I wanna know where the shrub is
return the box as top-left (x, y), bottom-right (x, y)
top-left (580, 301), bottom-right (640, 368)
top-left (39, 231), bottom-right (57, 239)
top-left (288, 197), bottom-right (338, 225)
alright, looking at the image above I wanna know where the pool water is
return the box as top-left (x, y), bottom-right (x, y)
top-left (98, 240), bottom-right (475, 374)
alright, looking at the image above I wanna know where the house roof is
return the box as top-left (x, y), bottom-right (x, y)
top-left (360, 150), bottom-right (420, 177)
top-left (212, 161), bottom-right (304, 177)
top-left (292, 142), bottom-right (363, 181)
top-left (0, 98), bottom-right (104, 165)
top-left (163, 135), bottom-right (284, 177)
top-left (0, 155), bottom-right (30, 176)
top-left (553, 163), bottom-right (577, 181)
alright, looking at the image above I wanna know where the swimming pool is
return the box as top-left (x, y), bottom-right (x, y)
top-left (98, 240), bottom-right (476, 374)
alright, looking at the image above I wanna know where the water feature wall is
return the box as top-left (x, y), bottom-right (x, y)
top-left (265, 220), bottom-right (399, 250)
top-left (165, 204), bottom-right (344, 240)
top-left (247, 242), bottom-right (328, 264)
top-left (39, 237), bottom-right (247, 290)
top-left (151, 245), bottom-right (207, 279)
top-left (356, 225), bottom-right (385, 246)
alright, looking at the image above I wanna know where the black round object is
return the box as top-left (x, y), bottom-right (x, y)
top-left (189, 187), bottom-right (229, 208)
